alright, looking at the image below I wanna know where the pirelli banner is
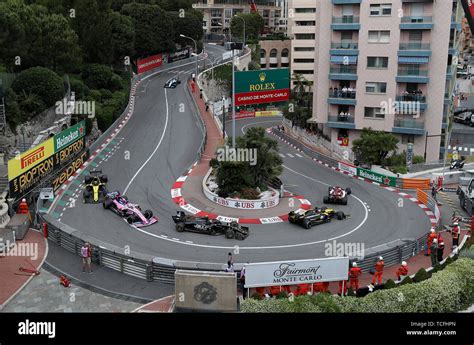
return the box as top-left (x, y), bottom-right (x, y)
top-left (8, 121), bottom-right (87, 200)
top-left (234, 68), bottom-right (290, 107)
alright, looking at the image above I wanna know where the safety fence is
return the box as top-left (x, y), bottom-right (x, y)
top-left (417, 189), bottom-right (441, 226)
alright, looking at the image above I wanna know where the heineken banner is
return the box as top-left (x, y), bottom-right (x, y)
top-left (357, 167), bottom-right (396, 187)
top-left (54, 120), bottom-right (85, 152)
top-left (234, 68), bottom-right (290, 106)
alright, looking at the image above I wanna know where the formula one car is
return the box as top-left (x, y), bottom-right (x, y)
top-left (164, 77), bottom-right (181, 88)
top-left (323, 186), bottom-right (351, 205)
top-left (172, 211), bottom-right (249, 240)
top-left (83, 170), bottom-right (108, 203)
top-left (103, 191), bottom-right (158, 227)
top-left (288, 206), bottom-right (347, 229)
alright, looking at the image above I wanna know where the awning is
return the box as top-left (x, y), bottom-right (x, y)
top-left (398, 56), bottom-right (429, 64)
top-left (330, 55), bottom-right (358, 65)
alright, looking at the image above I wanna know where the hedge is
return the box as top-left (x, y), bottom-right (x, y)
top-left (241, 258), bottom-right (474, 313)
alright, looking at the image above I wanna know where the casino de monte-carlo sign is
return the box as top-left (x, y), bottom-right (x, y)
top-left (244, 257), bottom-right (349, 288)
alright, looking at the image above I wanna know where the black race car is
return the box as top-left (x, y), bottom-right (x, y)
top-left (288, 207), bottom-right (347, 229)
top-left (164, 77), bottom-right (181, 88)
top-left (323, 186), bottom-right (351, 205)
top-left (83, 170), bottom-right (108, 203)
top-left (172, 211), bottom-right (249, 240)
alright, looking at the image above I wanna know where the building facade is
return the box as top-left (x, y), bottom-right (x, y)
top-left (193, 0), bottom-right (285, 38)
top-left (259, 38), bottom-right (291, 69)
top-left (288, 0), bottom-right (463, 163)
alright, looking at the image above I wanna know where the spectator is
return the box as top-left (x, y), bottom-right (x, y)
top-left (225, 261), bottom-right (234, 272)
top-left (431, 186), bottom-right (437, 202)
top-left (205, 102), bottom-right (209, 112)
top-left (371, 256), bottom-right (384, 285)
top-left (81, 243), bottom-right (93, 273)
top-left (451, 222), bottom-right (460, 248)
top-left (430, 238), bottom-right (438, 267)
top-left (240, 262), bottom-right (248, 298)
top-left (396, 261), bottom-right (408, 281)
top-left (228, 252), bottom-right (233, 264)
top-left (437, 241), bottom-right (445, 263)
top-left (349, 262), bottom-right (362, 292)
top-left (342, 86), bottom-right (348, 97)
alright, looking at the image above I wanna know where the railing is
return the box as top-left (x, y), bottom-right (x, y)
top-left (330, 66), bottom-right (357, 74)
top-left (329, 90), bottom-right (356, 99)
top-left (332, 16), bottom-right (359, 24)
top-left (399, 42), bottom-right (431, 50)
top-left (394, 119), bottom-right (425, 129)
top-left (328, 115), bottom-right (355, 123)
top-left (400, 16), bottom-right (432, 23)
top-left (330, 42), bottom-right (358, 49)
top-left (396, 94), bottom-right (426, 102)
top-left (0, 98), bottom-right (5, 133)
top-left (397, 68), bottom-right (429, 76)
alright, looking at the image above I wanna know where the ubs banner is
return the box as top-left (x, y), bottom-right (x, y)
top-left (234, 68), bottom-right (290, 107)
top-left (244, 257), bottom-right (349, 288)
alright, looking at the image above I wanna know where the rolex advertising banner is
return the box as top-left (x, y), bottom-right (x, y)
top-left (244, 257), bottom-right (349, 288)
top-left (234, 68), bottom-right (290, 106)
top-left (357, 167), bottom-right (396, 187)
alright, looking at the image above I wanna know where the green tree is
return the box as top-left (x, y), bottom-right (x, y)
top-left (32, 13), bottom-right (82, 72)
top-left (283, 73), bottom-right (312, 128)
top-left (109, 11), bottom-right (136, 65)
top-left (12, 66), bottom-right (65, 108)
top-left (352, 128), bottom-right (399, 165)
top-left (120, 2), bottom-right (174, 56)
top-left (170, 11), bottom-right (203, 44)
top-left (230, 12), bottom-right (264, 41)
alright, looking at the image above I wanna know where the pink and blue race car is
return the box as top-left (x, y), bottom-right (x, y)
top-left (103, 191), bottom-right (158, 227)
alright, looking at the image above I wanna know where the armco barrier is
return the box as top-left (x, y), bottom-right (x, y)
top-left (403, 178), bottom-right (430, 190)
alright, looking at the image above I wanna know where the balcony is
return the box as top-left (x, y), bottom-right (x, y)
top-left (392, 119), bottom-right (426, 135)
top-left (395, 95), bottom-right (427, 111)
top-left (329, 66), bottom-right (358, 80)
top-left (332, 0), bottom-right (361, 4)
top-left (398, 42), bottom-right (431, 57)
top-left (328, 89), bottom-right (357, 105)
top-left (446, 65), bottom-right (455, 81)
top-left (331, 16), bottom-right (360, 31)
top-left (330, 42), bottom-right (359, 56)
top-left (400, 16), bottom-right (433, 30)
top-left (448, 40), bottom-right (459, 56)
top-left (327, 115), bottom-right (356, 129)
top-left (396, 68), bottom-right (429, 83)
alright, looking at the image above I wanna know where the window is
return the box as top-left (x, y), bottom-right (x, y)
top-left (294, 47), bottom-right (315, 52)
top-left (293, 58), bottom-right (314, 63)
top-left (365, 82), bottom-right (387, 93)
top-left (296, 21), bottom-right (316, 26)
top-left (401, 135), bottom-right (415, 144)
top-left (364, 107), bottom-right (385, 119)
top-left (295, 8), bottom-right (316, 13)
top-left (410, 3), bottom-right (424, 18)
top-left (367, 57), bottom-right (389, 68)
top-left (270, 49), bottom-right (278, 57)
top-left (341, 32), bottom-right (353, 41)
top-left (370, 4), bottom-right (392, 16)
top-left (293, 70), bottom-right (314, 74)
top-left (368, 31), bottom-right (390, 43)
top-left (342, 5), bottom-right (353, 16)
top-left (295, 34), bottom-right (315, 40)
top-left (409, 30), bottom-right (422, 42)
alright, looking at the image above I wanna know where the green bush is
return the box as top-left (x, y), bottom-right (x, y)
top-left (391, 165), bottom-right (408, 174)
top-left (400, 276), bottom-right (413, 285)
top-left (240, 188), bottom-right (261, 200)
top-left (69, 78), bottom-right (90, 99)
top-left (251, 293), bottom-right (263, 300)
top-left (12, 67), bottom-right (64, 107)
top-left (248, 60), bottom-right (260, 70)
top-left (275, 291), bottom-right (288, 299)
top-left (459, 245), bottom-right (474, 260)
top-left (384, 279), bottom-right (396, 289)
top-left (81, 64), bottom-right (114, 90)
top-left (413, 155), bottom-right (425, 164)
top-left (109, 74), bottom-right (123, 91)
top-left (100, 89), bottom-right (113, 99)
top-left (241, 259), bottom-right (474, 313)
top-left (413, 268), bottom-right (430, 283)
top-left (445, 257), bottom-right (453, 265)
top-left (90, 90), bottom-right (102, 102)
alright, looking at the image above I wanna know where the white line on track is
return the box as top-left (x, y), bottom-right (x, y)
top-left (123, 88), bottom-right (170, 194)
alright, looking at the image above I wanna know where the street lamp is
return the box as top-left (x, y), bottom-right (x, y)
top-left (233, 15), bottom-right (246, 48)
top-left (180, 34), bottom-right (198, 80)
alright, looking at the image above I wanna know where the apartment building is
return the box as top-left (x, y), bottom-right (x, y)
top-left (193, 0), bottom-right (284, 37)
top-left (288, 0), bottom-right (463, 163)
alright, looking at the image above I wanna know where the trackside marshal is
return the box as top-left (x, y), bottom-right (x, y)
top-left (244, 257), bottom-right (349, 288)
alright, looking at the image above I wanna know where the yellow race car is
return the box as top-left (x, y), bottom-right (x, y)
top-left (83, 170), bottom-right (108, 203)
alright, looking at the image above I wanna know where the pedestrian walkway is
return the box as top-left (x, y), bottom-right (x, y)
top-left (132, 296), bottom-right (175, 313)
top-left (2, 268), bottom-right (143, 312)
top-left (0, 229), bottom-right (47, 309)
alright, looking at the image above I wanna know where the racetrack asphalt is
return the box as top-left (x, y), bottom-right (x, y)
top-left (52, 45), bottom-right (430, 265)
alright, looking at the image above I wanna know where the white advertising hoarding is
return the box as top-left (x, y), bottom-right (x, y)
top-left (338, 161), bottom-right (357, 175)
top-left (244, 257), bottom-right (349, 288)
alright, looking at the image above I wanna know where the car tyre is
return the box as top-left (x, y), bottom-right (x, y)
top-left (303, 220), bottom-right (311, 229)
top-left (336, 211), bottom-right (345, 220)
top-left (176, 223), bottom-right (185, 232)
top-left (346, 188), bottom-right (352, 195)
top-left (84, 175), bottom-right (91, 184)
top-left (103, 199), bottom-right (112, 209)
top-left (341, 197), bottom-right (348, 205)
top-left (235, 232), bottom-right (244, 241)
top-left (225, 229), bottom-right (235, 239)
top-left (323, 196), bottom-right (329, 204)
top-left (144, 210), bottom-right (153, 219)
top-left (100, 175), bottom-right (108, 183)
top-left (127, 216), bottom-right (135, 224)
